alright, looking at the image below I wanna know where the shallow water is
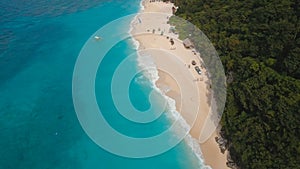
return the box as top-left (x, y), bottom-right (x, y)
top-left (0, 0), bottom-right (205, 168)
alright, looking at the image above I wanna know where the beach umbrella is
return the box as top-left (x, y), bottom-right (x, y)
top-left (170, 38), bottom-right (174, 45)
top-left (192, 60), bottom-right (196, 65)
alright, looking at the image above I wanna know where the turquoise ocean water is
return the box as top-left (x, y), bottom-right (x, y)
top-left (0, 0), bottom-right (207, 168)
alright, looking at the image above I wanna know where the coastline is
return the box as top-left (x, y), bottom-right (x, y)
top-left (130, 1), bottom-right (230, 169)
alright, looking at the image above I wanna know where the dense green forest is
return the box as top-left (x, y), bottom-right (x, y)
top-left (169, 0), bottom-right (300, 168)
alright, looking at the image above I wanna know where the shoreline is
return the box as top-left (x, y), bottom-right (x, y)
top-left (130, 1), bottom-right (230, 169)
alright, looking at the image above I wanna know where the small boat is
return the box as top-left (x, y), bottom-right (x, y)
top-left (94, 36), bottom-right (101, 40)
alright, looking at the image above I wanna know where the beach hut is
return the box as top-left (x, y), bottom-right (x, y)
top-left (183, 38), bottom-right (194, 48)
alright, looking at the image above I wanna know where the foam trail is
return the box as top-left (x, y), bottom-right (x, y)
top-left (140, 0), bottom-right (145, 11)
top-left (129, 2), bottom-right (212, 168)
top-left (135, 53), bottom-right (211, 169)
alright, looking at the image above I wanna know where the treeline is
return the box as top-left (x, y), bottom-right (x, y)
top-left (169, 0), bottom-right (300, 168)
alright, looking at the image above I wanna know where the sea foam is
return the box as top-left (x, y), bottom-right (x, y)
top-left (135, 53), bottom-right (211, 169)
top-left (129, 2), bottom-right (212, 168)
top-left (139, 0), bottom-right (145, 11)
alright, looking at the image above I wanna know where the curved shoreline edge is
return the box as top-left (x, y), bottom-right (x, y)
top-left (129, 0), bottom-right (230, 169)
top-left (130, 3), bottom-right (209, 167)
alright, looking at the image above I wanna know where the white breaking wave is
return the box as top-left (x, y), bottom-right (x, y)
top-left (136, 54), bottom-right (159, 87)
top-left (128, 12), bottom-right (140, 50)
top-left (129, 2), bottom-right (212, 168)
top-left (131, 37), bottom-right (140, 50)
top-left (135, 53), bottom-right (211, 169)
top-left (139, 0), bottom-right (145, 11)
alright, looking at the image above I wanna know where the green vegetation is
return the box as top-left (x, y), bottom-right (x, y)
top-left (169, 0), bottom-right (300, 168)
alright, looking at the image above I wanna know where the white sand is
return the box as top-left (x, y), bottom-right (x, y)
top-left (131, 1), bottom-right (229, 169)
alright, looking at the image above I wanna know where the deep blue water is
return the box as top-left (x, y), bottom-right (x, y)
top-left (0, 0), bottom-right (203, 168)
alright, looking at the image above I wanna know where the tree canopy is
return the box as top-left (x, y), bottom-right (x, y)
top-left (170, 0), bottom-right (300, 168)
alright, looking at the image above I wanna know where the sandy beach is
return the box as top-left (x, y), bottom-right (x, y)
top-left (131, 1), bottom-right (229, 169)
